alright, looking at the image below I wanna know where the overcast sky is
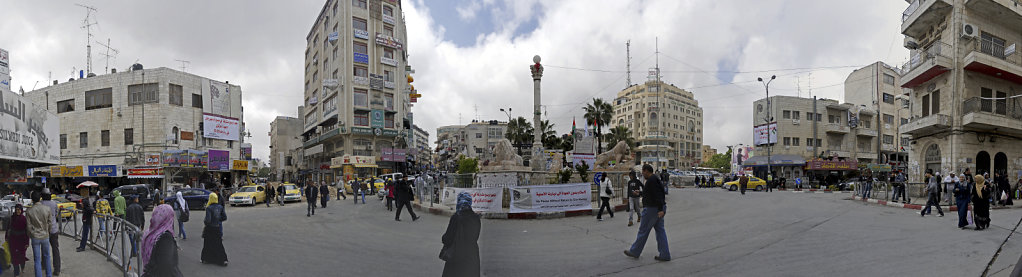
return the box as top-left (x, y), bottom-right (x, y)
top-left (4, 0), bottom-right (910, 162)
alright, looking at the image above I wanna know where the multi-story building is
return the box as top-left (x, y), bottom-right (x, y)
top-left (898, 0), bottom-right (1022, 181)
top-left (433, 121), bottom-right (508, 170)
top-left (701, 145), bottom-right (717, 162)
top-left (612, 79), bottom-right (704, 169)
top-left (435, 124), bottom-right (464, 171)
top-left (269, 115), bottom-right (303, 182)
top-left (411, 124), bottom-right (431, 171)
top-left (844, 62), bottom-right (910, 167)
top-left (25, 66), bottom-right (246, 190)
top-left (301, 0), bottom-right (412, 183)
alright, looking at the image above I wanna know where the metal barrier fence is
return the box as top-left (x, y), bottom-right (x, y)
top-left (57, 208), bottom-right (143, 277)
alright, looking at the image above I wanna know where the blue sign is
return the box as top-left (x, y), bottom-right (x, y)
top-left (354, 53), bottom-right (369, 64)
top-left (87, 165), bottom-right (118, 177)
top-left (353, 29), bottom-right (370, 40)
top-left (328, 32), bottom-right (338, 42)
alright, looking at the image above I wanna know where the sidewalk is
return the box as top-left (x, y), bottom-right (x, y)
top-left (8, 234), bottom-right (121, 277)
top-left (412, 197), bottom-right (629, 220)
top-left (851, 194), bottom-right (1022, 211)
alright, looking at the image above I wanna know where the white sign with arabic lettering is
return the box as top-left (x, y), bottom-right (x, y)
top-left (510, 183), bottom-right (592, 213)
top-left (0, 89), bottom-right (59, 164)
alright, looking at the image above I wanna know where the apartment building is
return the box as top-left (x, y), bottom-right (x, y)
top-left (701, 145), bottom-right (717, 162)
top-left (898, 0), bottom-right (1022, 181)
top-left (301, 0), bottom-right (412, 183)
top-left (269, 115), bottom-right (303, 182)
top-left (434, 124), bottom-right (463, 172)
top-left (411, 124), bottom-right (431, 170)
top-left (844, 62), bottom-right (911, 167)
top-left (611, 79), bottom-right (704, 169)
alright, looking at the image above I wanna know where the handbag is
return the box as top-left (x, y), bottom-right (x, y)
top-left (179, 207), bottom-right (190, 222)
top-left (439, 228), bottom-right (456, 261)
top-left (967, 210), bottom-right (975, 226)
top-left (605, 185), bottom-right (612, 196)
top-left (1002, 191), bottom-right (1008, 201)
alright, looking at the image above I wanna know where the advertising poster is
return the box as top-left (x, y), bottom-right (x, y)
top-left (510, 183), bottom-right (592, 213)
top-left (232, 160), bottom-right (249, 171)
top-left (205, 79), bottom-right (232, 116)
top-left (241, 143), bottom-right (252, 160)
top-left (0, 89), bottom-right (60, 164)
top-left (202, 113), bottom-right (240, 141)
top-left (208, 150), bottom-right (230, 171)
top-left (145, 153), bottom-right (161, 166)
top-left (753, 123), bottom-right (777, 146)
top-left (162, 150), bottom-right (184, 167)
top-left (572, 153), bottom-right (595, 169)
top-left (441, 187), bottom-right (503, 213)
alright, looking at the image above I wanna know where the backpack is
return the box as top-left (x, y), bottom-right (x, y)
top-left (177, 201), bottom-right (190, 222)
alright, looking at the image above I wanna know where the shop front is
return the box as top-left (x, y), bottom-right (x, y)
top-left (333, 155), bottom-right (377, 180)
top-left (805, 159), bottom-right (858, 188)
top-left (741, 155), bottom-right (807, 183)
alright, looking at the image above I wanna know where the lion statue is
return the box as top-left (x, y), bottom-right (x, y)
top-left (485, 139), bottom-right (524, 170)
top-left (595, 141), bottom-right (633, 170)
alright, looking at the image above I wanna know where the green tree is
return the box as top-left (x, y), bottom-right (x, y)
top-left (700, 148), bottom-right (732, 172)
top-left (575, 162), bottom-right (590, 182)
top-left (457, 156), bottom-right (479, 174)
top-left (505, 116), bottom-right (534, 155)
top-left (604, 125), bottom-right (635, 150)
top-left (558, 133), bottom-right (574, 152)
top-left (538, 119), bottom-right (559, 149)
top-left (583, 98), bottom-right (614, 154)
top-left (256, 167), bottom-right (272, 177)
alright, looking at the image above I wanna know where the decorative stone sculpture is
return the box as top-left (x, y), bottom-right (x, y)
top-left (595, 141), bottom-right (634, 170)
top-left (482, 139), bottom-right (527, 171)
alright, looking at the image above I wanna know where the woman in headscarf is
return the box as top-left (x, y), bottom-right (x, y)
top-left (174, 191), bottom-right (188, 240)
top-left (5, 204), bottom-right (29, 275)
top-left (201, 192), bottom-right (228, 266)
top-left (954, 173), bottom-right (973, 229)
top-left (972, 174), bottom-right (992, 230)
top-left (141, 204), bottom-right (182, 277)
top-left (441, 192), bottom-right (480, 277)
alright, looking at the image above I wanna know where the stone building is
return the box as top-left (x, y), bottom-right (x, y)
top-left (269, 115), bottom-right (303, 182)
top-left (898, 0), bottom-right (1022, 181)
top-left (611, 79), bottom-right (704, 169)
top-left (844, 62), bottom-right (910, 168)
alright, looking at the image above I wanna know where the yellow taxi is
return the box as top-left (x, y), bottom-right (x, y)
top-left (281, 184), bottom-right (302, 202)
top-left (724, 176), bottom-right (767, 191)
top-left (229, 185), bottom-right (267, 206)
top-left (344, 178), bottom-right (387, 194)
top-left (52, 197), bottom-right (78, 219)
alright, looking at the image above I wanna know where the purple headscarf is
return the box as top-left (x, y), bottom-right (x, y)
top-left (141, 204), bottom-right (175, 267)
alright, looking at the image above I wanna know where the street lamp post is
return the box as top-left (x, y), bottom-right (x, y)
top-left (758, 75), bottom-right (776, 186)
top-left (500, 108), bottom-right (513, 123)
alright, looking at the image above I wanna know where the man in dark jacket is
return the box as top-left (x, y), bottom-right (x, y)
top-left (394, 176), bottom-right (419, 222)
top-left (306, 183), bottom-right (318, 217)
top-left (319, 182), bottom-right (330, 208)
top-left (77, 188), bottom-right (95, 252)
top-left (624, 164), bottom-right (670, 261)
top-left (277, 185), bottom-right (285, 206)
top-left (265, 184), bottom-right (275, 207)
top-left (126, 196), bottom-right (146, 257)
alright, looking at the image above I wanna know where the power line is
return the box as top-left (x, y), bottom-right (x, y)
top-left (545, 63), bottom-right (870, 75)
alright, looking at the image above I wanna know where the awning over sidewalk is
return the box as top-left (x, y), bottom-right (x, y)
top-left (742, 155), bottom-right (806, 167)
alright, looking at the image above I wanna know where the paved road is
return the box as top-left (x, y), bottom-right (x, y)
top-left (170, 189), bottom-right (1022, 276)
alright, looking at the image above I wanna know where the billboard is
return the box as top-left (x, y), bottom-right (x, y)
top-left (203, 113), bottom-right (240, 141)
top-left (753, 122), bottom-right (777, 146)
top-left (205, 79), bottom-right (232, 116)
top-left (241, 143), bottom-right (252, 160)
top-left (731, 146), bottom-right (754, 173)
top-left (0, 89), bottom-right (60, 164)
top-left (162, 150), bottom-right (184, 167)
top-left (208, 150), bottom-right (230, 171)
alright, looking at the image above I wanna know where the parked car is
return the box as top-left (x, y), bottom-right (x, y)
top-left (0, 199), bottom-right (15, 230)
top-left (52, 196), bottom-right (77, 219)
top-left (724, 176), bottom-right (767, 191)
top-left (229, 185), bottom-right (267, 206)
top-left (280, 184), bottom-right (302, 202)
top-left (109, 184), bottom-right (156, 210)
top-left (163, 188), bottom-right (214, 210)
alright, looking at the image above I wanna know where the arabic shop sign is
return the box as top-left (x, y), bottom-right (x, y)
top-left (232, 160), bottom-right (250, 171)
top-left (50, 165), bottom-right (83, 177)
top-left (353, 29), bottom-right (370, 40)
top-left (0, 88), bottom-right (60, 165)
top-left (208, 149), bottom-right (230, 171)
top-left (87, 165), bottom-right (118, 177)
top-left (375, 33), bottom-right (404, 50)
top-left (128, 168), bottom-right (163, 177)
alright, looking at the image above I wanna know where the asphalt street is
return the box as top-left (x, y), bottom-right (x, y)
top-left (163, 188), bottom-right (1022, 277)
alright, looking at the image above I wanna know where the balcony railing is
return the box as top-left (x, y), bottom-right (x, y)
top-left (901, 41), bottom-right (952, 75)
top-left (902, 0), bottom-right (921, 22)
top-left (968, 38), bottom-right (1022, 68)
top-left (963, 97), bottom-right (1022, 120)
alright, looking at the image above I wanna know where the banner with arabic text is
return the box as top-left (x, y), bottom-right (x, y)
top-left (510, 183), bottom-right (591, 213)
top-left (441, 187), bottom-right (503, 213)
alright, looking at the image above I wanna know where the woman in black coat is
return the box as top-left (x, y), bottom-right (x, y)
top-left (441, 192), bottom-right (481, 277)
top-left (972, 175), bottom-right (992, 230)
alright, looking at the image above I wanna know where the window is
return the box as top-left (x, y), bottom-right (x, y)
top-left (383, 5), bottom-right (394, 17)
top-left (883, 114), bottom-right (894, 124)
top-left (883, 135), bottom-right (894, 145)
top-left (352, 17), bottom-right (367, 32)
top-left (60, 134), bottom-right (67, 149)
top-left (332, 69), bottom-right (338, 79)
top-left (882, 74), bottom-right (895, 85)
top-left (930, 90), bottom-right (940, 114)
top-left (882, 93), bottom-right (894, 104)
top-left (333, 48), bottom-right (338, 60)
top-left (352, 0), bottom-right (367, 9)
top-left (384, 93), bottom-right (394, 110)
top-left (384, 48), bottom-right (395, 60)
top-left (980, 32), bottom-right (1007, 59)
top-left (383, 26), bottom-right (394, 37)
top-left (354, 66), bottom-right (368, 77)
top-left (783, 110), bottom-right (790, 119)
top-left (354, 89), bottom-right (368, 106)
top-left (792, 137), bottom-right (800, 146)
top-left (901, 118), bottom-right (909, 125)
top-left (57, 99), bottom-right (75, 113)
top-left (172, 127), bottom-right (179, 144)
top-left (101, 130), bottom-right (110, 146)
top-left (829, 114), bottom-right (841, 124)
top-left (791, 111), bottom-right (800, 120)
top-left (354, 111), bottom-right (369, 126)
top-left (922, 94), bottom-right (930, 117)
top-left (332, 1), bottom-right (338, 15)
top-left (806, 138), bottom-right (814, 146)
top-left (353, 41), bottom-right (368, 54)
top-left (312, 71), bottom-right (318, 82)
top-left (862, 118), bottom-right (871, 129)
top-left (816, 139), bottom-right (822, 147)
top-left (124, 128), bottom-right (134, 145)
top-left (385, 113), bottom-right (395, 128)
top-left (128, 83), bottom-right (158, 105)
top-left (901, 138), bottom-right (910, 146)
top-left (192, 94), bottom-right (203, 108)
top-left (384, 70), bottom-right (394, 82)
top-left (783, 137), bottom-right (790, 146)
top-left (476, 133), bottom-right (482, 139)
top-left (169, 84), bottom-right (183, 106)
top-left (816, 113), bottom-right (822, 121)
top-left (79, 132), bottom-right (88, 148)
top-left (85, 88), bottom-right (112, 110)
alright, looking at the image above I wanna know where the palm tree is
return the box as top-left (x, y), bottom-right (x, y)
top-left (538, 120), bottom-right (559, 149)
top-left (583, 98), bottom-right (614, 153)
top-left (605, 125), bottom-right (635, 150)
top-left (559, 133), bottom-right (574, 152)
top-left (505, 116), bottom-right (533, 155)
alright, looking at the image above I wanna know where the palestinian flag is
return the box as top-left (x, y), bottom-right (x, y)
top-left (572, 117), bottom-right (577, 138)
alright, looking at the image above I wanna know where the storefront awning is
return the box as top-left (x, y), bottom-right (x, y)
top-left (742, 155), bottom-right (806, 167)
top-left (128, 175), bottom-right (164, 179)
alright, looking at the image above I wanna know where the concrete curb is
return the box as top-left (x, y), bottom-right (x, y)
top-left (787, 189), bottom-right (853, 194)
top-left (851, 195), bottom-right (965, 211)
top-left (412, 202), bottom-right (628, 220)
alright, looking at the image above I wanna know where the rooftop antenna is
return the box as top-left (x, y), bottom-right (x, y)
top-left (626, 40), bottom-right (632, 87)
top-left (76, 3), bottom-right (99, 75)
top-left (808, 72), bottom-right (813, 98)
top-left (174, 59), bottom-right (190, 72)
top-left (796, 76), bottom-right (801, 98)
top-left (96, 38), bottom-right (119, 74)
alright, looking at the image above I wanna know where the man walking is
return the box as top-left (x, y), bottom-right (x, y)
top-left (27, 192), bottom-right (53, 277)
top-left (921, 169), bottom-right (944, 217)
top-left (394, 176), bottom-right (419, 222)
top-left (627, 171), bottom-right (643, 227)
top-left (319, 181), bottom-right (330, 208)
top-left (277, 185), bottom-right (286, 206)
top-left (265, 183), bottom-right (275, 207)
top-left (596, 173), bottom-right (614, 221)
top-left (623, 164), bottom-right (671, 262)
top-left (353, 179), bottom-right (362, 205)
top-left (306, 183), bottom-right (318, 217)
top-left (76, 187), bottom-right (95, 252)
top-left (738, 175), bottom-right (748, 195)
top-left (336, 179), bottom-right (346, 200)
top-left (40, 189), bottom-right (61, 275)
top-left (126, 196), bottom-right (146, 257)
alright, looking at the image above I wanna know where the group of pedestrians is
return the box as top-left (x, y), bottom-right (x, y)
top-left (919, 168), bottom-right (994, 231)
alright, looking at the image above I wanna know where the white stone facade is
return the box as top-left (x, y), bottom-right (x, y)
top-left (611, 80), bottom-right (704, 169)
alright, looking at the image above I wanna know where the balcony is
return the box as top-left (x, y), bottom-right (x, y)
top-left (962, 97), bottom-right (1022, 135)
top-left (856, 129), bottom-right (878, 137)
top-left (899, 114), bottom-right (952, 137)
top-left (963, 39), bottom-right (1022, 85)
top-left (965, 0), bottom-right (1022, 29)
top-left (901, 0), bottom-right (952, 39)
top-left (824, 123), bottom-right (849, 134)
top-left (900, 41), bottom-right (953, 88)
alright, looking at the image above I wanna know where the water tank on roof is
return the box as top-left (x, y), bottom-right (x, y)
top-left (131, 63), bottom-right (144, 71)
